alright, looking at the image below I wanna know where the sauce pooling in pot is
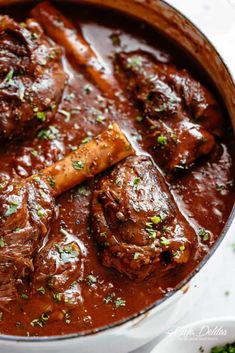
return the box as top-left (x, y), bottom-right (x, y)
top-left (0, 2), bottom-right (234, 336)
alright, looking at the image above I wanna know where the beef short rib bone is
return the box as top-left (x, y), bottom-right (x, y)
top-left (0, 123), bottom-right (133, 303)
top-left (91, 156), bottom-right (196, 280)
top-left (31, 1), bottom-right (118, 99)
top-left (0, 15), bottom-right (67, 140)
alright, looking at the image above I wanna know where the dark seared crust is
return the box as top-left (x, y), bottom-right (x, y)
top-left (0, 178), bottom-right (55, 302)
top-left (114, 51), bottom-right (223, 172)
top-left (91, 156), bottom-right (196, 280)
top-left (0, 15), bottom-right (67, 140)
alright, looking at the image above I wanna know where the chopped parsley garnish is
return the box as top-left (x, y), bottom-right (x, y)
top-left (30, 313), bottom-right (49, 328)
top-left (198, 228), bottom-right (210, 241)
top-left (99, 232), bottom-right (107, 238)
top-left (145, 221), bottom-right (157, 239)
top-left (37, 207), bottom-right (45, 218)
top-left (72, 160), bottom-right (84, 170)
top-left (87, 274), bottom-right (97, 285)
top-left (0, 238), bottom-right (5, 248)
top-left (211, 342), bottom-right (235, 353)
top-left (81, 136), bottom-right (92, 144)
top-left (5, 202), bottom-right (18, 217)
top-left (160, 237), bottom-right (170, 246)
top-left (20, 293), bottom-right (29, 300)
top-left (31, 32), bottom-right (38, 40)
top-left (157, 135), bottom-right (168, 146)
top-left (48, 176), bottom-right (56, 188)
top-left (136, 116), bottom-right (143, 123)
top-left (114, 298), bottom-right (126, 308)
top-left (151, 215), bottom-right (161, 225)
top-left (96, 115), bottom-right (105, 123)
top-left (55, 242), bottom-right (79, 263)
top-left (37, 287), bottom-right (45, 295)
top-left (5, 68), bottom-right (14, 83)
top-left (37, 126), bottom-right (59, 140)
top-left (133, 177), bottom-right (140, 190)
top-left (146, 228), bottom-right (157, 239)
top-left (36, 111), bottom-right (46, 121)
top-left (53, 293), bottom-right (62, 303)
top-left (77, 185), bottom-right (89, 196)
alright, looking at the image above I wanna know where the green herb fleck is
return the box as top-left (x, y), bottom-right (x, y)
top-left (136, 115), bottom-right (143, 123)
top-left (81, 136), bottom-right (92, 144)
top-left (198, 228), bottom-right (210, 242)
top-left (5, 202), bottom-right (18, 217)
top-left (5, 68), bottom-right (14, 83)
top-left (87, 274), bottom-right (97, 285)
top-left (48, 176), bottom-right (56, 188)
top-left (96, 115), bottom-right (105, 123)
top-left (78, 185), bottom-right (89, 196)
top-left (157, 135), bottom-right (168, 146)
top-left (114, 298), bottom-right (126, 308)
top-left (72, 160), bottom-right (84, 170)
top-left (30, 313), bottom-right (49, 328)
top-left (151, 215), bottom-right (161, 225)
top-left (36, 111), bottom-right (46, 121)
top-left (0, 238), bottom-right (5, 248)
top-left (133, 177), bottom-right (140, 190)
top-left (211, 342), bottom-right (235, 353)
top-left (37, 287), bottom-right (45, 295)
top-left (53, 292), bottom-right (62, 303)
top-left (20, 293), bottom-right (29, 300)
top-left (37, 126), bottom-right (59, 140)
top-left (31, 32), bottom-right (38, 40)
top-left (160, 237), bottom-right (170, 246)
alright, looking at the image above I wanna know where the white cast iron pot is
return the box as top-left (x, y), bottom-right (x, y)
top-left (0, 1), bottom-right (234, 352)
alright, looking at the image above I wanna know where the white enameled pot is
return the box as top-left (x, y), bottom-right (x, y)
top-left (0, 1), bottom-right (234, 352)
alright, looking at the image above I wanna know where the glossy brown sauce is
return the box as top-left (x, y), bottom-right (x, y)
top-left (0, 2), bottom-right (234, 337)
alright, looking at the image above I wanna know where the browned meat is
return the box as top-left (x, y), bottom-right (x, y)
top-left (0, 177), bottom-right (54, 302)
top-left (114, 51), bottom-right (223, 172)
top-left (91, 156), bottom-right (196, 280)
top-left (32, 223), bottom-right (84, 302)
top-left (0, 124), bottom-right (132, 303)
top-left (0, 15), bottom-right (67, 140)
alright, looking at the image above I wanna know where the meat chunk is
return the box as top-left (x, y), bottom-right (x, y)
top-left (0, 178), bottom-right (54, 302)
top-left (114, 51), bottom-right (223, 172)
top-left (0, 15), bottom-right (67, 140)
top-left (91, 156), bottom-right (196, 280)
top-left (33, 234), bottom-right (82, 294)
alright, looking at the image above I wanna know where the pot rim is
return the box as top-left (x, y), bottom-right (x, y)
top-left (0, 0), bottom-right (234, 343)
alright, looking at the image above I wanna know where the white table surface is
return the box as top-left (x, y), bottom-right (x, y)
top-left (133, 1), bottom-right (235, 352)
